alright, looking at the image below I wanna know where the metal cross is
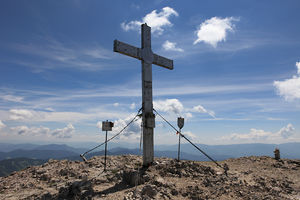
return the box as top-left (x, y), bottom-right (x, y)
top-left (114, 23), bottom-right (174, 166)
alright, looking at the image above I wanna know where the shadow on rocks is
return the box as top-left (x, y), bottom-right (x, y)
top-left (57, 179), bottom-right (94, 200)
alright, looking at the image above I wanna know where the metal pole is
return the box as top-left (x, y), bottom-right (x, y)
top-left (177, 128), bottom-right (181, 161)
top-left (104, 129), bottom-right (108, 171)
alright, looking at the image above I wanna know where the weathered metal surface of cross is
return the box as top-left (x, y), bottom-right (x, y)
top-left (114, 23), bottom-right (173, 166)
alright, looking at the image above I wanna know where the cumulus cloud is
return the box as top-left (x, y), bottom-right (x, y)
top-left (278, 123), bottom-right (295, 139)
top-left (222, 124), bottom-right (295, 142)
top-left (194, 17), bottom-right (239, 47)
top-left (162, 40), bottom-right (184, 52)
top-left (0, 120), bottom-right (6, 129)
top-left (153, 99), bottom-right (215, 119)
top-left (121, 7), bottom-right (178, 35)
top-left (10, 126), bottom-right (50, 137)
top-left (192, 105), bottom-right (215, 118)
top-left (154, 99), bottom-right (183, 114)
top-left (10, 123), bottom-right (75, 138)
top-left (113, 115), bottom-right (142, 141)
top-left (274, 62), bottom-right (300, 100)
top-left (9, 109), bottom-right (35, 120)
top-left (51, 123), bottom-right (75, 138)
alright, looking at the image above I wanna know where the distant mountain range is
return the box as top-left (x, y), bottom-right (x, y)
top-left (0, 143), bottom-right (87, 154)
top-left (0, 142), bottom-right (299, 177)
top-left (1, 142), bottom-right (300, 161)
top-left (156, 142), bottom-right (300, 160)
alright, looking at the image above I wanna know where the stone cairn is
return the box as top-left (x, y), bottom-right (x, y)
top-left (274, 148), bottom-right (280, 160)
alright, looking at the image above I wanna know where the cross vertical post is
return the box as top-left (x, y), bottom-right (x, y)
top-left (114, 23), bottom-right (174, 166)
top-left (141, 24), bottom-right (154, 166)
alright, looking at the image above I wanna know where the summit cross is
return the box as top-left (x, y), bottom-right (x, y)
top-left (114, 23), bottom-right (174, 166)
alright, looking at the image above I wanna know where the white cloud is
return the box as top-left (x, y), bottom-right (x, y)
top-left (194, 17), bottom-right (239, 47)
top-left (162, 40), bottom-right (184, 52)
top-left (154, 99), bottom-right (183, 114)
top-left (0, 120), bottom-right (6, 129)
top-left (5, 107), bottom-right (125, 123)
top-left (274, 62), bottom-right (300, 100)
top-left (10, 126), bottom-right (50, 137)
top-left (83, 47), bottom-right (112, 59)
top-left (192, 105), bottom-right (215, 118)
top-left (113, 114), bottom-right (142, 142)
top-left (225, 128), bottom-right (272, 141)
top-left (184, 112), bottom-right (193, 119)
top-left (153, 99), bottom-right (215, 119)
top-left (278, 123), bottom-right (294, 139)
top-left (222, 124), bottom-right (295, 142)
top-left (121, 7), bottom-right (178, 35)
top-left (297, 62), bottom-right (300, 74)
top-left (51, 123), bottom-right (75, 138)
top-left (9, 123), bottom-right (75, 139)
top-left (1, 95), bottom-right (24, 103)
top-left (9, 109), bottom-right (35, 120)
top-left (113, 103), bottom-right (119, 107)
top-left (182, 131), bottom-right (197, 140)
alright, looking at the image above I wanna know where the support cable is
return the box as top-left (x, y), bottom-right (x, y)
top-left (80, 108), bottom-right (142, 162)
top-left (153, 108), bottom-right (223, 169)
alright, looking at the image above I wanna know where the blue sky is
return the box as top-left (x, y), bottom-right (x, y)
top-left (0, 0), bottom-right (300, 145)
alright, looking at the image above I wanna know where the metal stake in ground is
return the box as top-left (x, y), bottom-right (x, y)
top-left (114, 23), bottom-right (174, 166)
top-left (177, 117), bottom-right (184, 161)
top-left (102, 120), bottom-right (114, 171)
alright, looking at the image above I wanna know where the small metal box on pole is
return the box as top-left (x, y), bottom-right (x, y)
top-left (177, 117), bottom-right (184, 161)
top-left (102, 120), bottom-right (114, 171)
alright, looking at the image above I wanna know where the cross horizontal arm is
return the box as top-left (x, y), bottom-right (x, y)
top-left (153, 54), bottom-right (173, 70)
top-left (114, 40), bottom-right (142, 60)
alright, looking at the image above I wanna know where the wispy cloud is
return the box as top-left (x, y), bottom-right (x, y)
top-left (162, 40), bottom-right (184, 52)
top-left (0, 81), bottom-right (272, 115)
top-left (1, 95), bottom-right (24, 103)
top-left (121, 7), bottom-right (178, 35)
top-left (182, 131), bottom-right (197, 140)
top-left (0, 107), bottom-right (128, 124)
top-left (274, 61), bottom-right (300, 100)
top-left (192, 105), bottom-right (215, 118)
top-left (11, 38), bottom-right (114, 72)
top-left (155, 83), bottom-right (271, 96)
top-left (194, 17), bottom-right (239, 47)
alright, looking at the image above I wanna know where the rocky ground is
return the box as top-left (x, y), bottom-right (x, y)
top-left (0, 155), bottom-right (300, 199)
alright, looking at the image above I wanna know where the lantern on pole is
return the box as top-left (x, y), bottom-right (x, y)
top-left (102, 120), bottom-right (114, 171)
top-left (177, 117), bottom-right (184, 161)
